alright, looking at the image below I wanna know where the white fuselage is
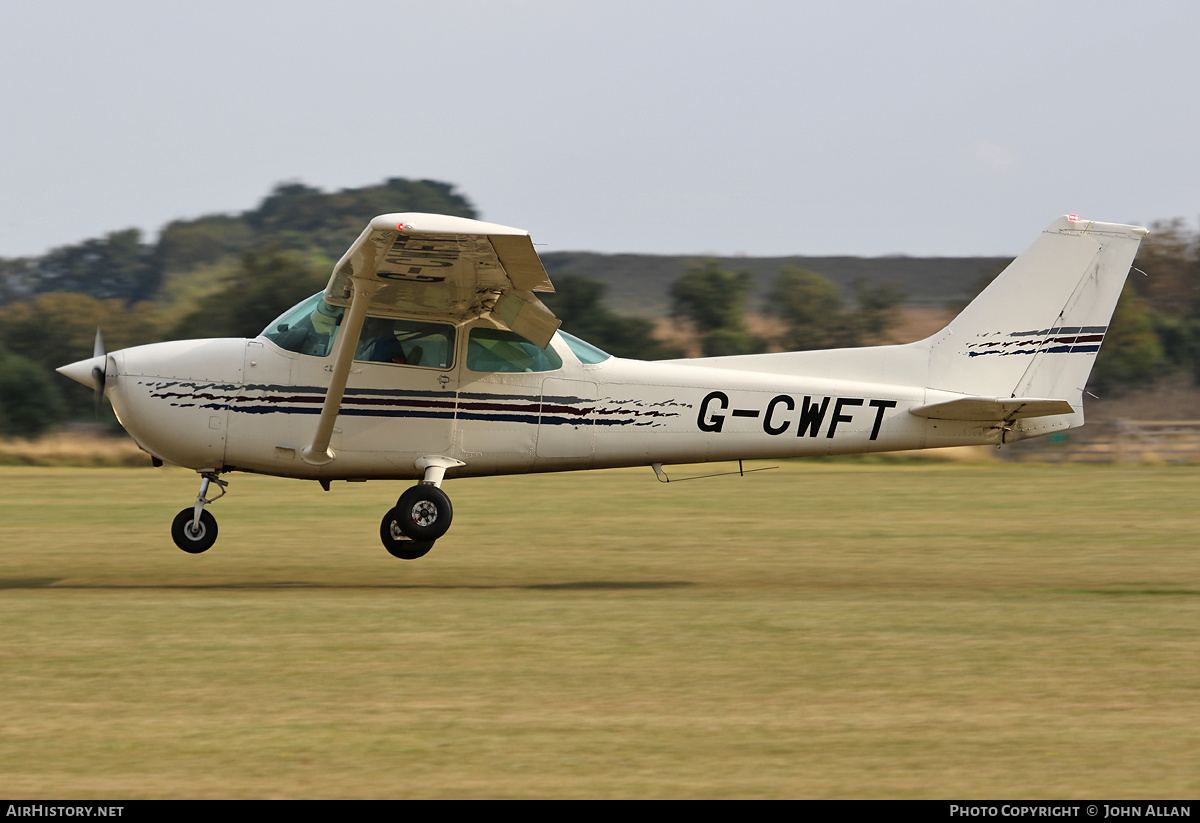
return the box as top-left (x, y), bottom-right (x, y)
top-left (103, 318), bottom-right (1003, 482)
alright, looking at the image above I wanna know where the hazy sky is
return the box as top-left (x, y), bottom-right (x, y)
top-left (3, 1), bottom-right (1197, 259)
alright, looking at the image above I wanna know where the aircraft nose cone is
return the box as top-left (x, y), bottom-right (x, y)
top-left (57, 355), bottom-right (106, 388)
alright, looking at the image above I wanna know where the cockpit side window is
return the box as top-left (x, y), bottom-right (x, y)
top-left (263, 292), bottom-right (455, 368)
top-left (356, 317), bottom-right (456, 369)
top-left (467, 327), bottom-right (563, 373)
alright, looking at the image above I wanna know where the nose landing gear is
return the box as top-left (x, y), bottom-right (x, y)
top-left (171, 472), bottom-right (227, 554)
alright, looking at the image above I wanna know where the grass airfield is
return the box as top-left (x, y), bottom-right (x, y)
top-left (0, 461), bottom-right (1197, 799)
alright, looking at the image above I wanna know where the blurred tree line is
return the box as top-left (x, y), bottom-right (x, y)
top-left (1093, 219), bottom-right (1200, 392)
top-left (1, 177), bottom-right (1193, 437)
top-left (669, 260), bottom-right (906, 357)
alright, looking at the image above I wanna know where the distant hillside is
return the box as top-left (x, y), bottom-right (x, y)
top-left (540, 252), bottom-right (1013, 317)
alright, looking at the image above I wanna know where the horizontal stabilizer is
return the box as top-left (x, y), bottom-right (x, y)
top-left (909, 397), bottom-right (1075, 422)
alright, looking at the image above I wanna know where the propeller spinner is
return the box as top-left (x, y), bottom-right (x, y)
top-left (56, 328), bottom-right (110, 415)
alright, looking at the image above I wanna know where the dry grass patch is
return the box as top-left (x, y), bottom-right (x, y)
top-left (0, 432), bottom-right (147, 467)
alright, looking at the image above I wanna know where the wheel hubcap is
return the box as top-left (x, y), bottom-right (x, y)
top-left (411, 501), bottom-right (438, 526)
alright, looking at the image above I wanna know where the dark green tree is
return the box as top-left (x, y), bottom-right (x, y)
top-left (0, 348), bottom-right (67, 437)
top-left (669, 260), bottom-right (761, 356)
top-left (0, 292), bottom-right (163, 372)
top-left (0, 292), bottom-right (165, 420)
top-left (1089, 283), bottom-right (1165, 391)
top-left (244, 178), bottom-right (478, 260)
top-left (170, 248), bottom-right (331, 340)
top-left (1149, 314), bottom-right (1200, 384)
top-left (1106, 219), bottom-right (1200, 389)
top-left (766, 265), bottom-right (854, 351)
top-left (766, 267), bottom-right (906, 351)
top-left (33, 229), bottom-right (160, 301)
top-left (1129, 219), bottom-right (1199, 316)
top-left (155, 215), bottom-right (256, 274)
top-left (0, 257), bottom-right (39, 303)
top-left (851, 278), bottom-right (906, 344)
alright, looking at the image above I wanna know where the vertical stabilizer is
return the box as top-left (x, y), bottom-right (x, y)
top-left (925, 216), bottom-right (1148, 403)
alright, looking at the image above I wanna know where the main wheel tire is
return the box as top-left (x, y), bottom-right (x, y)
top-left (380, 508), bottom-right (436, 559)
top-left (394, 485), bottom-right (453, 541)
top-left (171, 508), bottom-right (218, 554)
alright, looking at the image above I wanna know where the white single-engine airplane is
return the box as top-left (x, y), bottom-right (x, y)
top-left (59, 213), bottom-right (1147, 559)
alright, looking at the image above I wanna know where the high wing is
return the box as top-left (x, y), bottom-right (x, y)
top-left (323, 213), bottom-right (560, 347)
top-left (302, 213), bottom-right (559, 466)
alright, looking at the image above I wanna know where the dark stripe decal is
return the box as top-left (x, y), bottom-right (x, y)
top-left (148, 381), bottom-right (683, 427)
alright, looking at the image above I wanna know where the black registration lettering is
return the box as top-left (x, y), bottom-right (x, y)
top-left (697, 391), bottom-right (728, 432)
top-left (827, 398), bottom-right (864, 438)
top-left (763, 394), bottom-right (794, 435)
top-left (377, 270), bottom-right (448, 282)
top-left (796, 396), bottom-right (830, 437)
top-left (868, 399), bottom-right (897, 440)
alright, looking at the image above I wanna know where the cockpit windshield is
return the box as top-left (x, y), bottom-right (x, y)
top-left (262, 293), bottom-right (342, 357)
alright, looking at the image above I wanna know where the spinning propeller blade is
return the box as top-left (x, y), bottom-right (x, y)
top-left (90, 328), bottom-right (106, 415)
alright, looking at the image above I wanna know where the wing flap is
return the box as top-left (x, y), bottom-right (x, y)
top-left (909, 397), bottom-right (1075, 421)
top-left (491, 290), bottom-right (561, 348)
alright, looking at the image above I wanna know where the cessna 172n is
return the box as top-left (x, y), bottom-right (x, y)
top-left (58, 213), bottom-right (1147, 559)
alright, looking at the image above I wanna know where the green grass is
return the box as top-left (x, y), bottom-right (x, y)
top-left (1, 463), bottom-right (1198, 798)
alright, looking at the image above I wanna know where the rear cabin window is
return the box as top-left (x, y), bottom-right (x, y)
top-left (467, 328), bottom-right (562, 373)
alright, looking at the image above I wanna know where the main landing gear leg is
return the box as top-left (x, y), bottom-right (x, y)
top-left (171, 471), bottom-right (228, 554)
top-left (379, 457), bottom-right (463, 560)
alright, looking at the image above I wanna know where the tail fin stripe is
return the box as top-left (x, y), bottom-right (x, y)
top-left (966, 328), bottom-right (1108, 357)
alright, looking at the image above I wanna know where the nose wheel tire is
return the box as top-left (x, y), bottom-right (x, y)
top-left (171, 508), bottom-right (218, 554)
top-left (380, 509), bottom-right (437, 559)
top-left (394, 485), bottom-right (453, 542)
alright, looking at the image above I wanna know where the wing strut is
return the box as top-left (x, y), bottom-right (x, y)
top-left (301, 281), bottom-right (384, 466)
